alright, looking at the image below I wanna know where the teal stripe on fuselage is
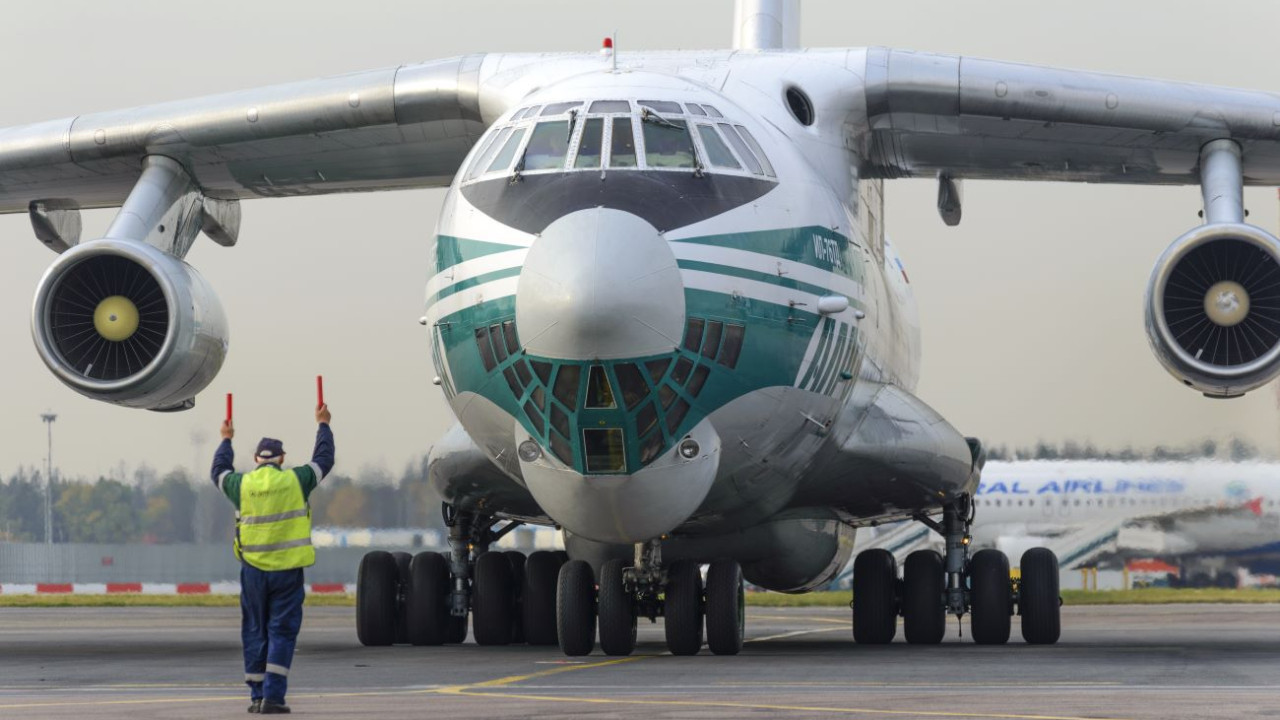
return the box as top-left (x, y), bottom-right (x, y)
top-left (436, 235), bottom-right (524, 271)
top-left (430, 266), bottom-right (523, 304)
top-left (672, 225), bottom-right (863, 284)
top-left (676, 260), bottom-right (862, 307)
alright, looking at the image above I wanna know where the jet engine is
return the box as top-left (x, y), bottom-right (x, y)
top-left (31, 239), bottom-right (228, 411)
top-left (1145, 222), bottom-right (1280, 398)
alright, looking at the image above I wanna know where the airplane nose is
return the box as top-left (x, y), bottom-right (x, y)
top-left (516, 208), bottom-right (685, 360)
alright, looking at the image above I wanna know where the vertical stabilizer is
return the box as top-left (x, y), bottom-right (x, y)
top-left (732, 0), bottom-right (799, 50)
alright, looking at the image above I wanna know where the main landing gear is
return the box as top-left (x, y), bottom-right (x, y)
top-left (557, 540), bottom-right (745, 657)
top-left (851, 494), bottom-right (1061, 646)
top-left (357, 503), bottom-right (570, 647)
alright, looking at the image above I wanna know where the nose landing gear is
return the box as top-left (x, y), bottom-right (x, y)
top-left (555, 539), bottom-right (746, 657)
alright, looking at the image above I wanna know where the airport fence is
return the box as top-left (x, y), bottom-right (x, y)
top-left (0, 542), bottom-right (436, 586)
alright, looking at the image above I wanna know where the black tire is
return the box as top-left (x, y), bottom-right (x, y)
top-left (391, 551), bottom-right (412, 645)
top-left (524, 551), bottom-right (563, 646)
top-left (664, 560), bottom-right (704, 656)
top-left (598, 559), bottom-right (637, 656)
top-left (472, 551), bottom-right (514, 646)
top-left (504, 551), bottom-right (526, 644)
top-left (902, 549), bottom-right (945, 644)
top-left (356, 551), bottom-right (397, 646)
top-left (705, 560), bottom-right (745, 656)
top-left (969, 549), bottom-right (1011, 645)
top-left (1019, 547), bottom-right (1060, 645)
top-left (405, 551), bottom-right (450, 646)
top-left (852, 549), bottom-right (897, 644)
top-left (556, 559), bottom-right (597, 656)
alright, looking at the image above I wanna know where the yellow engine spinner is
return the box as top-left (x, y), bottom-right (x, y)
top-left (93, 295), bottom-right (141, 342)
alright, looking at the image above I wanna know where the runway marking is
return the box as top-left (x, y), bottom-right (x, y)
top-left (444, 688), bottom-right (1137, 720)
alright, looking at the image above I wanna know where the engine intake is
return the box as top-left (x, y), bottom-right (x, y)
top-left (31, 239), bottom-right (228, 411)
top-left (1145, 222), bottom-right (1280, 398)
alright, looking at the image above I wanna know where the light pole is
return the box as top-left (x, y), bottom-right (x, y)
top-left (40, 413), bottom-right (56, 544)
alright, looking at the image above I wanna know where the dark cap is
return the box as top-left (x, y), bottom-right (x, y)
top-left (255, 438), bottom-right (285, 462)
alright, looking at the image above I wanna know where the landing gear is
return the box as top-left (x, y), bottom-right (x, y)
top-left (902, 549), bottom-right (945, 644)
top-left (1018, 547), bottom-right (1060, 644)
top-left (852, 548), bottom-right (897, 644)
top-left (556, 559), bottom-right (597, 656)
top-left (472, 551), bottom-right (515, 645)
top-left (849, 493), bottom-right (1062, 647)
top-left (356, 550), bottom-right (398, 646)
top-left (356, 503), bottom-right (527, 647)
top-left (969, 549), bottom-right (1011, 644)
top-left (597, 558), bottom-right (637, 656)
top-left (523, 550), bottom-right (565, 646)
top-left (664, 560), bottom-right (704, 656)
top-left (405, 551), bottom-right (450, 645)
top-left (705, 560), bottom-right (745, 656)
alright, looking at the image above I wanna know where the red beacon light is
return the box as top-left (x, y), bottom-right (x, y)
top-left (601, 36), bottom-right (614, 55)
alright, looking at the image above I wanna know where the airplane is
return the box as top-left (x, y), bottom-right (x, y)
top-left (853, 460), bottom-right (1280, 587)
top-left (4, 0), bottom-right (1280, 656)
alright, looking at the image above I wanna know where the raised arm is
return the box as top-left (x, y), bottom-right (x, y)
top-left (212, 419), bottom-right (236, 488)
top-left (309, 404), bottom-right (335, 482)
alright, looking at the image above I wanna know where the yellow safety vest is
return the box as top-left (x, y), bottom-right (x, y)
top-left (235, 464), bottom-right (315, 571)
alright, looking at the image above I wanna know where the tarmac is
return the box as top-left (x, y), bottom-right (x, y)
top-left (0, 603), bottom-right (1277, 719)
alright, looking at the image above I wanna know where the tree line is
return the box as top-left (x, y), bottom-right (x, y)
top-left (0, 455), bottom-right (446, 544)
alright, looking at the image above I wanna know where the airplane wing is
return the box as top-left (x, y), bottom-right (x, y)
top-left (860, 47), bottom-right (1280, 184)
top-left (0, 55), bottom-right (489, 215)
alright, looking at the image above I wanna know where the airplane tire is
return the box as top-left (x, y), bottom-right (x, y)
top-left (504, 551), bottom-right (527, 644)
top-left (902, 549), bottom-right (945, 644)
top-left (969, 549), bottom-right (1011, 645)
top-left (356, 550), bottom-right (397, 646)
top-left (523, 551), bottom-right (563, 646)
top-left (1019, 547), bottom-right (1060, 645)
top-left (405, 551), bottom-right (450, 645)
top-left (664, 560), bottom-right (704, 656)
top-left (557, 559), bottom-right (597, 656)
top-left (598, 559), bottom-right (637, 656)
top-left (705, 560), bottom-right (745, 656)
top-left (852, 549), bottom-right (897, 644)
top-left (391, 551), bottom-right (412, 645)
top-left (472, 551), bottom-right (514, 646)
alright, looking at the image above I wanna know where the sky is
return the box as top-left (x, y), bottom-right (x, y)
top-left (1, 0), bottom-right (1278, 482)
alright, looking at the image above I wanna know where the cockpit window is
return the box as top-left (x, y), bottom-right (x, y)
top-left (718, 123), bottom-right (762, 175)
top-left (610, 117), bottom-right (638, 168)
top-left (523, 121), bottom-right (571, 171)
top-left (589, 100), bottom-right (630, 113)
top-left (541, 101), bottom-right (581, 116)
top-left (486, 127), bottom-right (527, 173)
top-left (642, 118), bottom-right (696, 169)
top-left (735, 126), bottom-right (776, 177)
top-left (696, 125), bottom-right (741, 169)
top-left (639, 99), bottom-right (682, 114)
top-left (466, 127), bottom-right (509, 181)
top-left (574, 117), bottom-right (604, 169)
top-left (464, 99), bottom-right (776, 182)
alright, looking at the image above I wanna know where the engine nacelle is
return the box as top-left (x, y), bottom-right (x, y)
top-left (1145, 222), bottom-right (1280, 398)
top-left (31, 239), bottom-right (228, 411)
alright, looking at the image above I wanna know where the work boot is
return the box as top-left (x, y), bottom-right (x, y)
top-left (248, 699), bottom-right (262, 713)
top-left (260, 701), bottom-right (291, 714)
